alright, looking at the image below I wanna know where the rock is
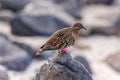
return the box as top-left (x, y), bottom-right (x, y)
top-left (113, 0), bottom-right (120, 6)
top-left (36, 53), bottom-right (93, 80)
top-left (114, 16), bottom-right (120, 27)
top-left (13, 42), bottom-right (35, 57)
top-left (10, 3), bottom-right (75, 36)
top-left (82, 5), bottom-right (120, 28)
top-left (53, 0), bottom-right (85, 19)
top-left (87, 0), bottom-right (114, 5)
top-left (10, 13), bottom-right (70, 36)
top-left (81, 5), bottom-right (120, 36)
top-left (9, 36), bottom-right (55, 60)
top-left (104, 51), bottom-right (120, 73)
top-left (89, 26), bottom-right (120, 36)
top-left (10, 0), bottom-right (77, 36)
top-left (114, 15), bottom-right (120, 36)
top-left (0, 0), bottom-right (31, 11)
top-left (89, 12), bottom-right (120, 36)
top-left (74, 56), bottom-right (92, 74)
top-left (0, 33), bottom-right (32, 71)
top-left (0, 65), bottom-right (9, 80)
top-left (0, 33), bottom-right (8, 40)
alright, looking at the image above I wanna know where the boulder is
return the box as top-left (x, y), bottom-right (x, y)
top-left (10, 0), bottom-right (77, 36)
top-left (53, 0), bottom-right (85, 19)
top-left (13, 42), bottom-right (35, 57)
top-left (87, 0), bottom-right (114, 5)
top-left (89, 26), bottom-right (120, 36)
top-left (81, 5), bottom-right (120, 36)
top-left (114, 15), bottom-right (120, 36)
top-left (10, 13), bottom-right (70, 36)
top-left (0, 33), bottom-right (32, 71)
top-left (36, 53), bottom-right (93, 80)
top-left (113, 0), bottom-right (120, 6)
top-left (10, 14), bottom-right (72, 36)
top-left (0, 0), bottom-right (31, 11)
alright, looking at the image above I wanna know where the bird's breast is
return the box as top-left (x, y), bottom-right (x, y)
top-left (72, 30), bottom-right (80, 40)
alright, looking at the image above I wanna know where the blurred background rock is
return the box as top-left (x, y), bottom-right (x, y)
top-left (0, 0), bottom-right (120, 80)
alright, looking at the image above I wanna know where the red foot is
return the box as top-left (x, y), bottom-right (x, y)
top-left (59, 48), bottom-right (69, 54)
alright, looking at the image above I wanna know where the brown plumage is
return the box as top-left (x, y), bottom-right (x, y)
top-left (36, 22), bottom-right (87, 55)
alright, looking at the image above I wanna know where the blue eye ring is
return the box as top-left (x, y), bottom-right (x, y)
top-left (76, 24), bottom-right (87, 30)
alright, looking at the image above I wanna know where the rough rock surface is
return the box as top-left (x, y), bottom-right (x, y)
top-left (36, 53), bottom-right (93, 80)
top-left (0, 33), bottom-right (32, 71)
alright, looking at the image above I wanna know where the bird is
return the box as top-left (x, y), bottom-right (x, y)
top-left (36, 22), bottom-right (87, 55)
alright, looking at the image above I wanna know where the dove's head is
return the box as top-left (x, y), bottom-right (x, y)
top-left (72, 22), bottom-right (87, 30)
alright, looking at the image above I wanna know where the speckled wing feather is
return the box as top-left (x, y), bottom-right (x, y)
top-left (41, 28), bottom-right (75, 51)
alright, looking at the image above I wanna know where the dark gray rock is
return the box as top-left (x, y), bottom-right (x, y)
top-left (104, 51), bottom-right (120, 73)
top-left (10, 0), bottom-right (79, 36)
top-left (53, 0), bottom-right (85, 19)
top-left (90, 26), bottom-right (120, 36)
top-left (114, 0), bottom-right (120, 6)
top-left (114, 15), bottom-right (120, 28)
top-left (36, 53), bottom-right (93, 80)
top-left (0, 0), bottom-right (31, 11)
top-left (74, 56), bottom-right (92, 74)
top-left (81, 5), bottom-right (120, 36)
top-left (10, 12), bottom-right (70, 36)
top-left (0, 33), bottom-right (32, 71)
top-left (87, 0), bottom-right (114, 5)
top-left (13, 42), bottom-right (35, 57)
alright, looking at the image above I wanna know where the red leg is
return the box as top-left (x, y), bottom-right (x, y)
top-left (58, 48), bottom-right (69, 54)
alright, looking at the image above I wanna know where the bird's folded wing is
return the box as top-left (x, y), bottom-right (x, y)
top-left (44, 28), bottom-right (69, 50)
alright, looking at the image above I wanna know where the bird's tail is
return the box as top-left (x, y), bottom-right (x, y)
top-left (36, 49), bottom-right (44, 55)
